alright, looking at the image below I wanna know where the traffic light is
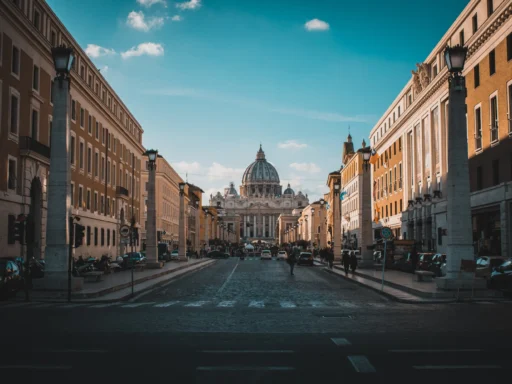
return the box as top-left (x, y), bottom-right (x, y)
top-left (74, 224), bottom-right (85, 248)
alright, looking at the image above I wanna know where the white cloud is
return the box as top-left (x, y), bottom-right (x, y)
top-left (304, 18), bottom-right (330, 31)
top-left (127, 11), bottom-right (164, 32)
top-left (171, 15), bottom-right (182, 21)
top-left (100, 65), bottom-right (109, 74)
top-left (208, 162), bottom-right (244, 181)
top-left (289, 163), bottom-right (321, 173)
top-left (278, 140), bottom-right (308, 150)
top-left (136, 0), bottom-right (167, 7)
top-left (271, 107), bottom-right (369, 123)
top-left (85, 44), bottom-right (116, 58)
top-left (173, 161), bottom-right (201, 173)
top-left (176, 0), bottom-right (201, 10)
top-left (121, 42), bottom-right (164, 59)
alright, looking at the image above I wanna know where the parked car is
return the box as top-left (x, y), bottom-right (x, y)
top-left (277, 251), bottom-right (288, 261)
top-left (297, 252), bottom-right (314, 266)
top-left (0, 258), bottom-right (24, 300)
top-left (417, 253), bottom-right (435, 271)
top-left (476, 256), bottom-right (507, 280)
top-left (261, 250), bottom-right (272, 260)
top-left (393, 253), bottom-right (413, 272)
top-left (208, 250), bottom-right (228, 259)
top-left (488, 259), bottom-right (512, 293)
top-left (428, 253), bottom-right (446, 277)
top-left (122, 252), bottom-right (146, 268)
top-left (170, 250), bottom-right (180, 260)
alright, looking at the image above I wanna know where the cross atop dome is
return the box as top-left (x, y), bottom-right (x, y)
top-left (256, 144), bottom-right (266, 160)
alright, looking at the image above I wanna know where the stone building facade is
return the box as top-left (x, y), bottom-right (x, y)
top-left (210, 145), bottom-right (309, 243)
top-left (0, 0), bottom-right (144, 260)
top-left (369, 0), bottom-right (512, 258)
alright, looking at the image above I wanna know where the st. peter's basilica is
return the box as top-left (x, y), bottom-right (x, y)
top-left (209, 145), bottom-right (309, 242)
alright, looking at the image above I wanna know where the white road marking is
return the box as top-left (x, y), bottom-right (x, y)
top-left (217, 301), bottom-right (236, 307)
top-left (337, 301), bottom-right (358, 308)
top-left (248, 300), bottom-right (265, 308)
top-left (154, 301), bottom-right (180, 308)
top-left (390, 349), bottom-right (482, 353)
top-left (185, 301), bottom-right (209, 307)
top-left (0, 365), bottom-right (72, 370)
top-left (196, 366), bottom-right (295, 371)
top-left (121, 302), bottom-right (155, 308)
top-left (279, 301), bottom-right (296, 308)
top-left (413, 365), bottom-right (501, 370)
top-left (201, 350), bottom-right (294, 354)
top-left (348, 355), bottom-right (376, 373)
top-left (89, 303), bottom-right (119, 308)
top-left (59, 303), bottom-right (87, 308)
top-left (216, 261), bottom-right (239, 296)
top-left (331, 338), bottom-right (351, 346)
top-left (309, 301), bottom-right (325, 307)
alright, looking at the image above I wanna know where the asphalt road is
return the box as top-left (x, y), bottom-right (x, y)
top-left (2, 257), bottom-right (511, 383)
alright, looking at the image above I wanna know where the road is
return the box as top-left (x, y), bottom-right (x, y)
top-left (2, 257), bottom-right (511, 383)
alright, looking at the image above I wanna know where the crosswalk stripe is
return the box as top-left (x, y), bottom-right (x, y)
top-left (217, 301), bottom-right (236, 307)
top-left (184, 301), bottom-right (209, 307)
top-left (154, 301), bottom-right (180, 308)
top-left (89, 303), bottom-right (119, 308)
top-left (279, 301), bottom-right (296, 308)
top-left (121, 302), bottom-right (155, 308)
top-left (248, 300), bottom-right (265, 308)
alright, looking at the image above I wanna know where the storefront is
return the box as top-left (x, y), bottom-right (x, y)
top-left (472, 206), bottom-right (501, 256)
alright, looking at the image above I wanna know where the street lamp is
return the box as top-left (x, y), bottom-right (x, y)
top-left (362, 147), bottom-right (372, 172)
top-left (178, 182), bottom-right (187, 261)
top-left (144, 149), bottom-right (161, 268)
top-left (444, 44), bottom-right (467, 74)
top-left (51, 45), bottom-right (74, 80)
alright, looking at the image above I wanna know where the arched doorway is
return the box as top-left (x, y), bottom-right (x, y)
top-left (28, 177), bottom-right (43, 260)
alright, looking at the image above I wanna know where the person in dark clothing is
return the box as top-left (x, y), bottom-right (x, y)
top-left (342, 251), bottom-right (350, 275)
top-left (350, 251), bottom-right (358, 273)
top-left (288, 247), bottom-right (298, 275)
top-left (410, 246), bottom-right (418, 272)
top-left (328, 249), bottom-right (334, 269)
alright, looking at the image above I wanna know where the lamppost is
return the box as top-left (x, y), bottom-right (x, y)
top-left (194, 200), bottom-right (200, 253)
top-left (319, 199), bottom-right (325, 249)
top-left (204, 210), bottom-right (209, 251)
top-left (144, 149), bottom-right (162, 268)
top-left (44, 45), bottom-right (81, 292)
top-left (436, 45), bottom-right (477, 289)
top-left (311, 208), bottom-right (315, 250)
top-left (359, 145), bottom-right (375, 267)
top-left (304, 215), bottom-right (309, 245)
top-left (178, 182), bottom-right (187, 261)
top-left (333, 182), bottom-right (341, 261)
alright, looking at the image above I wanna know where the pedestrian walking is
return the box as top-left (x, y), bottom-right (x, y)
top-left (342, 251), bottom-right (350, 275)
top-left (328, 249), bottom-right (334, 270)
top-left (288, 246), bottom-right (298, 275)
top-left (350, 251), bottom-right (358, 273)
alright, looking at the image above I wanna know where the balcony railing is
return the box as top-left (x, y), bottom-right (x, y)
top-left (19, 136), bottom-right (50, 160)
top-left (116, 186), bottom-right (129, 198)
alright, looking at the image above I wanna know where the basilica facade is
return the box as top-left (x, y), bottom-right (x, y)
top-left (209, 146), bottom-right (309, 242)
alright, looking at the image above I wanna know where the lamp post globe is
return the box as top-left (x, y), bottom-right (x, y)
top-left (444, 44), bottom-right (468, 73)
top-left (51, 45), bottom-right (74, 76)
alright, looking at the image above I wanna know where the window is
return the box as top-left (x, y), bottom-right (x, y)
top-left (70, 135), bottom-right (76, 165)
top-left (71, 100), bottom-right (76, 121)
top-left (80, 65), bottom-right (85, 79)
top-left (88, 74), bottom-right (92, 87)
top-left (80, 108), bottom-right (85, 128)
top-left (95, 121), bottom-right (99, 140)
top-left (107, 160), bottom-right (111, 184)
top-left (487, 0), bottom-right (493, 17)
top-left (113, 231), bottom-right (116, 246)
top-left (78, 186), bottom-right (83, 208)
top-left (86, 226), bottom-right (91, 246)
top-left (7, 158), bottom-right (17, 190)
top-left (70, 183), bottom-right (74, 206)
top-left (398, 106), bottom-right (401, 116)
top-left (475, 107), bottom-right (482, 150)
top-left (474, 64), bottom-right (480, 87)
top-left (88, 115), bottom-right (92, 134)
top-left (508, 33), bottom-right (512, 61)
top-left (489, 50), bottom-right (496, 75)
top-left (51, 30), bottom-right (57, 46)
top-left (472, 13), bottom-right (478, 33)
top-left (490, 95), bottom-right (498, 142)
top-left (32, 66), bottom-right (39, 91)
top-left (432, 64), bottom-right (438, 77)
top-left (79, 141), bottom-right (84, 169)
top-left (50, 81), bottom-right (54, 104)
top-left (102, 127), bottom-right (105, 145)
top-left (94, 227), bottom-right (98, 246)
top-left (94, 151), bottom-right (99, 177)
top-left (100, 196), bottom-right (104, 214)
top-left (9, 92), bottom-right (19, 136)
top-left (48, 118), bottom-right (53, 146)
top-left (476, 166), bottom-right (483, 190)
top-left (86, 190), bottom-right (91, 210)
top-left (508, 83), bottom-right (512, 134)
top-left (408, 93), bottom-right (412, 106)
top-left (492, 159), bottom-right (499, 186)
top-left (107, 229), bottom-right (110, 247)
top-left (394, 201), bottom-right (397, 215)
top-left (101, 156), bottom-right (105, 181)
top-left (94, 192), bottom-right (98, 212)
top-left (460, 29), bottom-right (465, 46)
top-left (31, 109), bottom-right (38, 140)
top-left (393, 112), bottom-right (396, 122)
top-left (33, 9), bottom-right (41, 30)
top-left (12, 46), bottom-right (20, 76)
top-left (400, 199), bottom-right (403, 212)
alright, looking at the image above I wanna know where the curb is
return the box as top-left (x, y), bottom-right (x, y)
top-left (10, 259), bottom-right (215, 304)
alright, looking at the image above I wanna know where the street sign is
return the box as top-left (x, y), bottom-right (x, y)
top-left (120, 225), bottom-right (130, 238)
top-left (380, 226), bottom-right (393, 240)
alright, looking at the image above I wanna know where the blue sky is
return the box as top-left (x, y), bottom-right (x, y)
top-left (48, 0), bottom-right (469, 203)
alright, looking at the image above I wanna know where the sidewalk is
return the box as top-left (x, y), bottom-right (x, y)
top-left (14, 258), bottom-right (215, 303)
top-left (324, 264), bottom-right (506, 304)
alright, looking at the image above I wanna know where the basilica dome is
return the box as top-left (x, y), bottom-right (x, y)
top-left (241, 145), bottom-right (280, 185)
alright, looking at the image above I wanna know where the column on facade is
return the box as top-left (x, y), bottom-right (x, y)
top-left (263, 215), bottom-right (266, 238)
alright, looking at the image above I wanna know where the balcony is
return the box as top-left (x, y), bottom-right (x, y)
top-left (116, 186), bottom-right (129, 199)
top-left (19, 136), bottom-right (51, 164)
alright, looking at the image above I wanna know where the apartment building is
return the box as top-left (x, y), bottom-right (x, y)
top-left (0, 0), bottom-right (144, 260)
top-left (369, 0), bottom-right (512, 257)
